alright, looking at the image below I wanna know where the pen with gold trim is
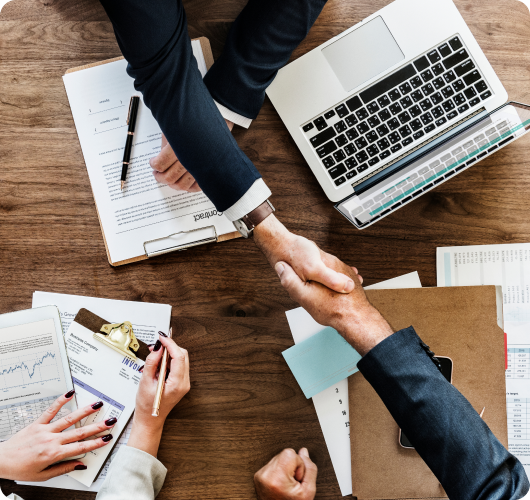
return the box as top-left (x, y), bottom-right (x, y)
top-left (152, 327), bottom-right (172, 417)
top-left (120, 96), bottom-right (140, 191)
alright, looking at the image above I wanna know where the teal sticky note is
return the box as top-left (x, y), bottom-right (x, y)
top-left (282, 326), bottom-right (362, 398)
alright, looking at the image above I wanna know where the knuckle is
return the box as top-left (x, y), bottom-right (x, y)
top-left (77, 440), bottom-right (89, 454)
top-left (281, 448), bottom-right (297, 461)
top-left (63, 413), bottom-right (75, 426)
top-left (74, 427), bottom-right (86, 440)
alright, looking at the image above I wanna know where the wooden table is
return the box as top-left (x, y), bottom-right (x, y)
top-left (0, 0), bottom-right (529, 497)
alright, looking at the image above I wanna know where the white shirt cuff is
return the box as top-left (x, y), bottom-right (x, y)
top-left (214, 100), bottom-right (252, 129)
top-left (223, 178), bottom-right (272, 221)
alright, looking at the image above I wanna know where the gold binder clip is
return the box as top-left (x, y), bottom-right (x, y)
top-left (94, 322), bottom-right (139, 360)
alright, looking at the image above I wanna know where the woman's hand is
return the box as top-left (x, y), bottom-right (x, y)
top-left (0, 391), bottom-right (116, 481)
top-left (127, 334), bottom-right (190, 457)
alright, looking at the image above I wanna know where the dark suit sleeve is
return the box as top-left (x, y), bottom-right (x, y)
top-left (203, 0), bottom-right (328, 119)
top-left (358, 326), bottom-right (529, 500)
top-left (97, 0), bottom-right (261, 212)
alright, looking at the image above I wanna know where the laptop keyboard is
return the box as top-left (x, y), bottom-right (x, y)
top-left (302, 36), bottom-right (493, 188)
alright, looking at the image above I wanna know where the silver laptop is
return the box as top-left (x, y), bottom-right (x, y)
top-left (266, 0), bottom-right (530, 228)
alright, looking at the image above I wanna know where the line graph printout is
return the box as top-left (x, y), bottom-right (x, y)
top-left (0, 319), bottom-right (70, 441)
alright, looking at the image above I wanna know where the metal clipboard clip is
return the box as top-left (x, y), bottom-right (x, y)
top-left (94, 321), bottom-right (139, 361)
top-left (142, 225), bottom-right (218, 258)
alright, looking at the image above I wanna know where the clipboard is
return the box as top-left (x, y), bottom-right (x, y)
top-left (64, 37), bottom-right (241, 267)
top-left (66, 308), bottom-right (150, 486)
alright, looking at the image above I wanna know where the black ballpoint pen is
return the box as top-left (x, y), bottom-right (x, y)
top-left (121, 95), bottom-right (140, 191)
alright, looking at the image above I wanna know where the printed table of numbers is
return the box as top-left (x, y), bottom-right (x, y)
top-left (507, 348), bottom-right (530, 380)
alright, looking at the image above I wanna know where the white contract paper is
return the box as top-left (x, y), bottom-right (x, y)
top-left (437, 243), bottom-right (530, 479)
top-left (285, 271), bottom-right (422, 496)
top-left (17, 291), bottom-right (171, 492)
top-left (62, 39), bottom-right (236, 264)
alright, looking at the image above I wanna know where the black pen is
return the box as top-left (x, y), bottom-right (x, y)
top-left (121, 96), bottom-right (140, 191)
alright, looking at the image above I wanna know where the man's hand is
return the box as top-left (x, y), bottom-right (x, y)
top-left (254, 214), bottom-right (356, 294)
top-left (149, 120), bottom-right (234, 191)
top-left (254, 448), bottom-right (317, 500)
top-left (275, 256), bottom-right (393, 356)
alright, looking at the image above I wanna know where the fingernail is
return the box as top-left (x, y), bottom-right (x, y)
top-left (275, 262), bottom-right (285, 277)
top-left (153, 340), bottom-right (162, 351)
top-left (139, 366), bottom-right (144, 372)
top-left (91, 401), bottom-right (103, 410)
top-left (65, 390), bottom-right (75, 398)
top-left (146, 343), bottom-right (155, 347)
top-left (158, 331), bottom-right (168, 338)
top-left (299, 447), bottom-right (309, 458)
top-left (343, 280), bottom-right (354, 293)
top-left (105, 417), bottom-right (117, 426)
top-left (101, 434), bottom-right (113, 443)
top-left (74, 464), bottom-right (87, 471)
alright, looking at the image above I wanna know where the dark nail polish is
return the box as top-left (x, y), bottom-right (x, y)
top-left (105, 417), bottom-right (117, 426)
top-left (158, 331), bottom-right (167, 338)
top-left (101, 434), bottom-right (113, 442)
top-left (74, 464), bottom-right (87, 471)
top-left (139, 366), bottom-right (144, 372)
top-left (147, 343), bottom-right (155, 347)
top-left (92, 401), bottom-right (104, 410)
top-left (65, 390), bottom-right (76, 398)
top-left (153, 340), bottom-right (162, 351)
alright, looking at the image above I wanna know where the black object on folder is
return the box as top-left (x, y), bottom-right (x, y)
top-left (120, 95), bottom-right (140, 191)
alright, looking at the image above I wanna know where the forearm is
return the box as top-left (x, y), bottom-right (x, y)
top-left (127, 417), bottom-right (164, 458)
top-left (253, 214), bottom-right (292, 265)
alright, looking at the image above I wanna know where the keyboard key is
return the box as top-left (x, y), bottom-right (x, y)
top-left (469, 97), bottom-right (481, 107)
top-left (464, 87), bottom-right (477, 99)
top-left (398, 111), bottom-right (412, 124)
top-left (413, 130), bottom-right (425, 140)
top-left (356, 108), bottom-right (369, 120)
top-left (399, 125), bottom-right (412, 138)
top-left (432, 63), bottom-right (445, 76)
top-left (380, 150), bottom-right (391, 160)
top-left (454, 59), bottom-right (475, 77)
top-left (443, 100), bottom-right (455, 112)
top-left (410, 76), bottom-right (423, 89)
top-left (314, 116), bottom-right (327, 130)
top-left (357, 122), bottom-right (370, 134)
top-left (322, 155), bottom-right (336, 168)
top-left (333, 150), bottom-right (346, 162)
top-left (438, 42), bottom-right (452, 58)
top-left (443, 49), bottom-right (469, 70)
top-left (442, 86), bottom-right (455, 99)
top-left (448, 36), bottom-right (463, 51)
top-left (420, 99), bottom-right (433, 112)
top-left (391, 143), bottom-right (402, 153)
top-left (443, 70), bottom-right (456, 83)
top-left (458, 104), bottom-right (470, 114)
top-left (414, 56), bottom-right (430, 72)
top-left (334, 120), bottom-right (347, 133)
top-left (432, 106), bottom-right (444, 119)
top-left (336, 134), bottom-right (348, 147)
top-left (345, 96), bottom-right (362, 113)
top-left (389, 89), bottom-right (401, 102)
top-left (431, 92), bottom-right (443, 105)
top-left (367, 102), bottom-right (380, 114)
top-left (354, 137), bottom-right (368, 149)
top-left (422, 83), bottom-right (435, 96)
top-left (409, 105), bottom-right (422, 118)
top-left (344, 144), bottom-right (357, 156)
top-left (420, 112), bottom-right (434, 125)
top-left (388, 132), bottom-right (401, 144)
top-left (425, 123), bottom-right (436, 133)
top-left (481, 90), bottom-right (492, 100)
top-left (447, 110), bottom-right (458, 120)
top-left (435, 116), bottom-right (448, 127)
top-left (376, 124), bottom-right (390, 136)
top-left (346, 129), bottom-right (359, 141)
top-left (345, 157), bottom-right (358, 169)
top-left (303, 123), bottom-right (314, 132)
top-left (452, 79), bottom-right (465, 92)
top-left (346, 170), bottom-right (357, 179)
top-left (388, 118), bottom-right (400, 131)
top-left (367, 145), bottom-right (379, 157)
top-left (463, 70), bottom-right (481, 86)
top-left (377, 138), bottom-right (391, 151)
top-left (421, 69), bottom-right (434, 82)
top-left (324, 110), bottom-right (336, 119)
top-left (345, 114), bottom-right (358, 127)
top-left (399, 82), bottom-right (412, 95)
top-left (355, 151), bottom-right (369, 163)
top-left (453, 93), bottom-right (466, 106)
top-left (411, 90), bottom-right (424, 102)
top-left (357, 164), bottom-right (369, 173)
top-left (400, 96), bottom-right (413, 109)
top-left (378, 108), bottom-right (392, 122)
top-left (389, 103), bottom-right (402, 115)
top-left (410, 119), bottom-right (422, 131)
top-left (310, 127), bottom-right (336, 148)
top-left (368, 157), bottom-right (380, 167)
top-left (433, 77), bottom-right (445, 90)
top-left (402, 137), bottom-right (413, 146)
top-left (360, 64), bottom-right (417, 104)
top-left (427, 49), bottom-right (441, 64)
top-left (366, 131), bottom-right (379, 144)
top-left (334, 176), bottom-right (346, 186)
top-left (475, 80), bottom-right (488, 93)
top-left (377, 95), bottom-right (391, 108)
top-left (368, 116), bottom-right (381, 128)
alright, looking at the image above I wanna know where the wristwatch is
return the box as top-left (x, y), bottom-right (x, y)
top-left (233, 200), bottom-right (275, 238)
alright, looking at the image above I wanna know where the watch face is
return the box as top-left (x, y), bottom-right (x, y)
top-left (233, 219), bottom-right (250, 238)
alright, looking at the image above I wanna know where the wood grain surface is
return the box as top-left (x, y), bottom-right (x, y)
top-left (0, 0), bottom-right (529, 498)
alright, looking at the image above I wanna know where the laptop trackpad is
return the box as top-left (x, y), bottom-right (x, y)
top-left (322, 16), bottom-right (405, 93)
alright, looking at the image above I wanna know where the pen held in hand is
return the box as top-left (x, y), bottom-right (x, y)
top-left (120, 95), bottom-right (140, 191)
top-left (152, 327), bottom-right (172, 417)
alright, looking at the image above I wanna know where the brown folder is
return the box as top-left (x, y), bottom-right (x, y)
top-left (349, 286), bottom-right (506, 500)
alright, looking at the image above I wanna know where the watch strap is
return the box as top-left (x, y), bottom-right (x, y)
top-left (241, 200), bottom-right (274, 231)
